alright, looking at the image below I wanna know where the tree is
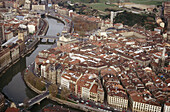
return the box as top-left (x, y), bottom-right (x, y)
top-left (60, 87), bottom-right (70, 100)
top-left (49, 84), bottom-right (58, 97)
top-left (35, 79), bottom-right (45, 91)
top-left (23, 98), bottom-right (29, 110)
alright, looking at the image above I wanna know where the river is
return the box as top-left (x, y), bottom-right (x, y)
top-left (0, 17), bottom-right (72, 112)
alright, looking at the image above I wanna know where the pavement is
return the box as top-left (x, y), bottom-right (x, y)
top-left (28, 91), bottom-right (49, 107)
top-left (68, 94), bottom-right (121, 112)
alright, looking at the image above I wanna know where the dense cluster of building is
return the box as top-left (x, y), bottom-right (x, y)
top-left (0, 92), bottom-right (4, 111)
top-left (0, 9), bottom-right (41, 72)
top-left (34, 23), bottom-right (170, 112)
top-left (163, 2), bottom-right (170, 42)
top-left (0, 9), bottom-right (41, 43)
top-left (54, 4), bottom-right (113, 30)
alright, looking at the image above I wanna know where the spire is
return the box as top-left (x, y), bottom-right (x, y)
top-left (161, 47), bottom-right (166, 67)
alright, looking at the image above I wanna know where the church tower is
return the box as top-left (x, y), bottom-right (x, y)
top-left (161, 47), bottom-right (166, 67)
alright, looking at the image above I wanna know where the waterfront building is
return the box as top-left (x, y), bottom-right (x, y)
top-left (0, 23), bottom-right (5, 44)
top-left (9, 43), bottom-right (20, 62)
top-left (16, 39), bottom-right (25, 55)
top-left (5, 30), bottom-right (13, 40)
top-left (18, 30), bottom-right (25, 42)
top-left (0, 92), bottom-right (5, 111)
top-left (0, 47), bottom-right (11, 71)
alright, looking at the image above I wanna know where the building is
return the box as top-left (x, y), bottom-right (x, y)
top-left (129, 91), bottom-right (162, 112)
top-left (41, 63), bottom-right (50, 79)
top-left (164, 100), bottom-right (170, 112)
top-left (9, 43), bottom-right (20, 62)
top-left (107, 90), bottom-right (128, 111)
top-left (163, 2), bottom-right (170, 41)
top-left (18, 28), bottom-right (28, 41)
top-left (0, 2), bottom-right (4, 8)
top-left (0, 47), bottom-right (11, 71)
top-left (27, 23), bottom-right (36, 34)
top-left (0, 23), bottom-right (5, 44)
top-left (18, 30), bottom-right (25, 42)
top-left (61, 72), bottom-right (71, 89)
top-left (114, 23), bottom-right (123, 29)
top-left (3, 13), bottom-right (13, 20)
top-left (24, 0), bottom-right (31, 10)
top-left (48, 64), bottom-right (57, 84)
top-left (0, 92), bottom-right (5, 111)
top-left (4, 1), bottom-right (14, 8)
top-left (32, 4), bottom-right (46, 11)
top-left (5, 30), bottom-right (13, 40)
top-left (16, 39), bottom-right (25, 55)
top-left (57, 8), bottom-right (69, 16)
top-left (57, 35), bottom-right (78, 47)
top-left (5, 102), bottom-right (20, 112)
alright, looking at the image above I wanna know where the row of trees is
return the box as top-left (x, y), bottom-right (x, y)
top-left (25, 70), bottom-right (46, 91)
top-left (73, 17), bottom-right (98, 36)
top-left (48, 84), bottom-right (70, 100)
top-left (113, 11), bottom-right (158, 30)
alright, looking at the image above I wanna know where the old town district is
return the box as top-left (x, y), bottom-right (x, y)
top-left (0, 9), bottom-right (42, 73)
top-left (34, 24), bottom-right (169, 112)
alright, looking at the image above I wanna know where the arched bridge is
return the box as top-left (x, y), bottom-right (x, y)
top-left (19, 91), bottom-right (50, 107)
top-left (38, 35), bottom-right (59, 39)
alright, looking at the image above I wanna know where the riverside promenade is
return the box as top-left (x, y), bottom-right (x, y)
top-left (0, 18), bottom-right (48, 75)
top-left (23, 69), bottom-right (103, 112)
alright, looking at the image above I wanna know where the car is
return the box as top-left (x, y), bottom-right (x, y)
top-left (81, 100), bottom-right (84, 103)
top-left (86, 102), bottom-right (88, 104)
top-left (76, 100), bottom-right (79, 103)
top-left (101, 105), bottom-right (104, 107)
top-left (95, 103), bottom-right (98, 105)
top-left (107, 106), bottom-right (110, 109)
top-left (59, 86), bottom-right (61, 90)
top-left (18, 103), bottom-right (23, 106)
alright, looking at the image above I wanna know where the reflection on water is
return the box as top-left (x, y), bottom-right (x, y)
top-left (45, 17), bottom-right (64, 36)
top-left (1, 44), bottom-right (51, 104)
top-left (0, 17), bottom-right (68, 111)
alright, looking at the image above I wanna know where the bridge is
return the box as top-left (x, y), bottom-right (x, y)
top-left (38, 35), bottom-right (59, 43)
top-left (38, 35), bottom-right (59, 39)
top-left (28, 91), bottom-right (49, 107)
top-left (19, 91), bottom-right (50, 107)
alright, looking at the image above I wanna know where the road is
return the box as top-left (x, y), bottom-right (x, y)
top-left (67, 93), bottom-right (121, 112)
top-left (28, 91), bottom-right (49, 107)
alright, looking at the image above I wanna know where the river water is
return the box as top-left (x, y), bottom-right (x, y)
top-left (0, 17), bottom-right (68, 112)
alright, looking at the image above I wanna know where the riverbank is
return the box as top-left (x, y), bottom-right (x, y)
top-left (0, 18), bottom-right (49, 76)
top-left (23, 69), bottom-right (102, 112)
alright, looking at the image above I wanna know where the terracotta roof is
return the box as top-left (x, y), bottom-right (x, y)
top-left (5, 108), bottom-right (20, 112)
top-left (90, 84), bottom-right (98, 93)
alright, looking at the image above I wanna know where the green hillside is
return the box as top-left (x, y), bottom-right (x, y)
top-left (70, 0), bottom-right (170, 5)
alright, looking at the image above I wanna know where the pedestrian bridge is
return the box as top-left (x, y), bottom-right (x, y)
top-left (38, 35), bottom-right (59, 39)
top-left (19, 91), bottom-right (50, 107)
